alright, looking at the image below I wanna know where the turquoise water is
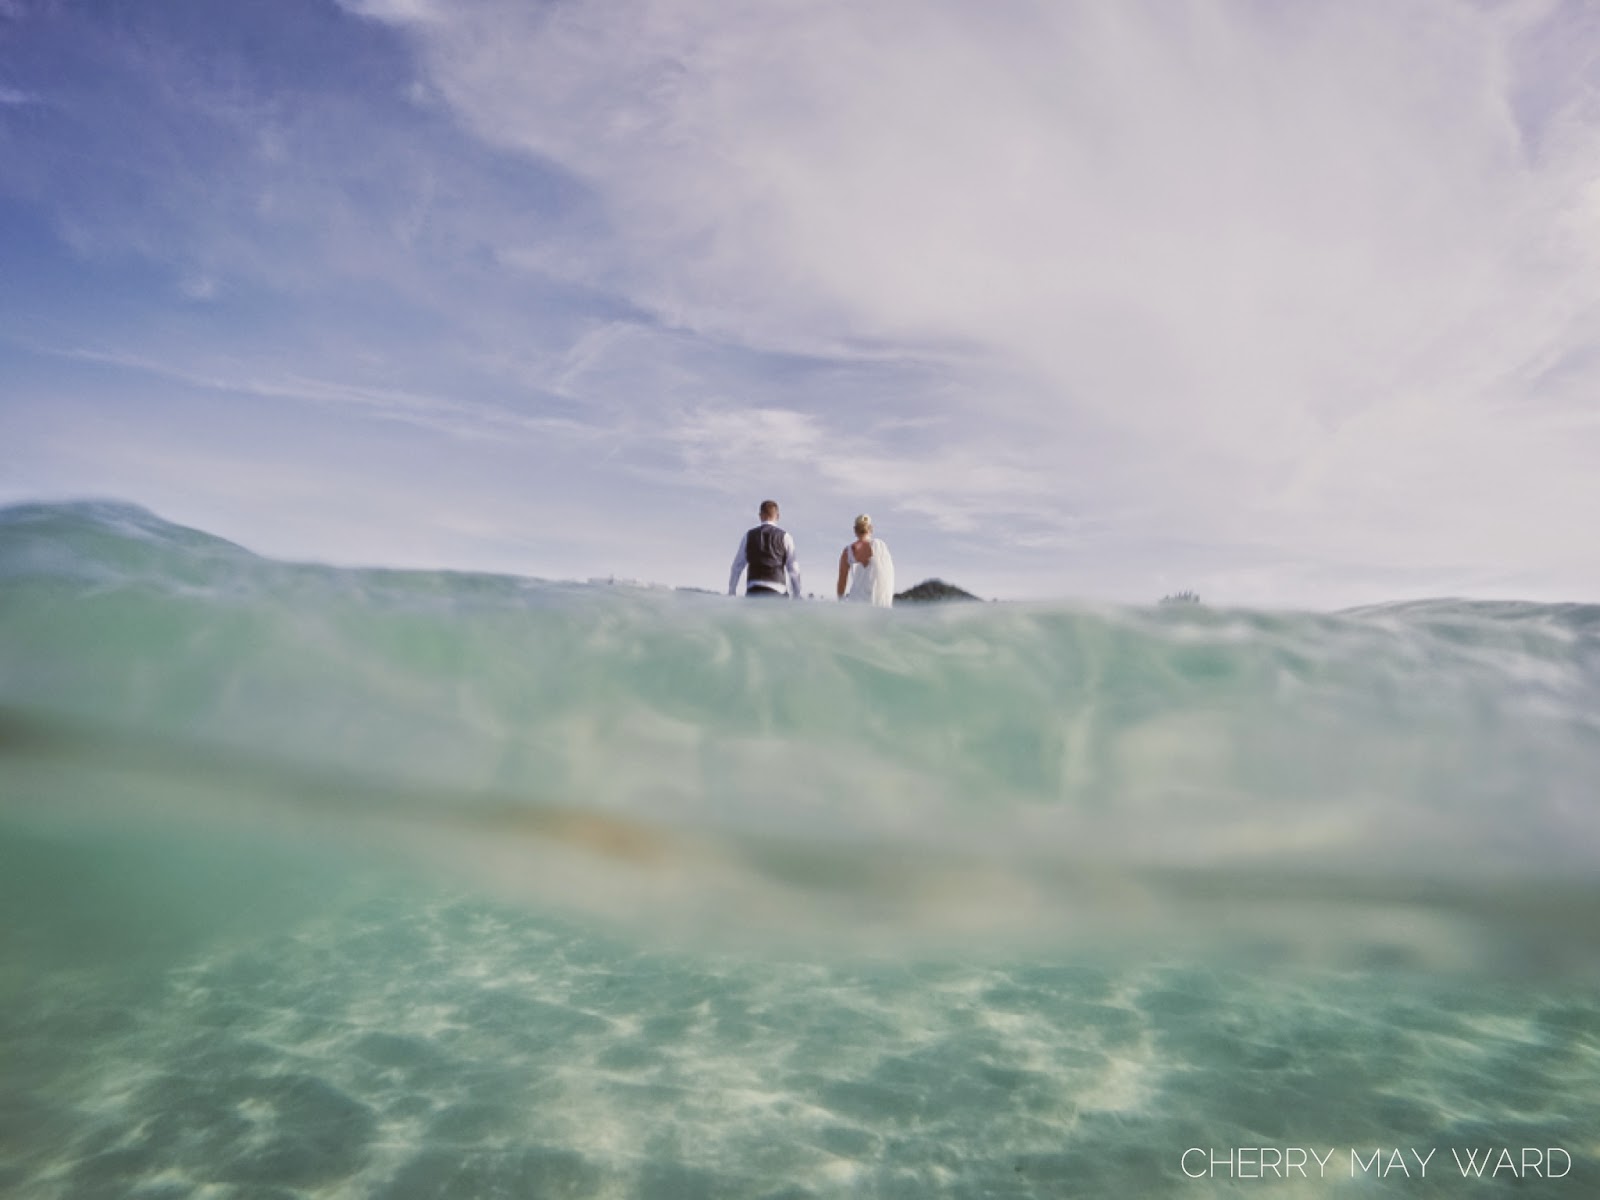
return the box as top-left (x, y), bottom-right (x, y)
top-left (2, 501), bottom-right (1597, 1197)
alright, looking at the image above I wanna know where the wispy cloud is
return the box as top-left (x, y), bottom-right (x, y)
top-left (6, 0), bottom-right (1600, 601)
top-left (50, 347), bottom-right (602, 445)
top-left (340, 0), bottom-right (1600, 595)
top-left (658, 400), bottom-right (1071, 534)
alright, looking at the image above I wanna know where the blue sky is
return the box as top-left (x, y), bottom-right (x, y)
top-left (3, 0), bottom-right (1598, 604)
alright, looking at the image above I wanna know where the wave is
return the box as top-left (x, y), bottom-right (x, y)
top-left (3, 500), bottom-right (1598, 970)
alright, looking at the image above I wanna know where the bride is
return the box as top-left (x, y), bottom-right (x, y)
top-left (836, 514), bottom-right (895, 607)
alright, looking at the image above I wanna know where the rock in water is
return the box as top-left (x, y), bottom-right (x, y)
top-left (894, 578), bottom-right (981, 603)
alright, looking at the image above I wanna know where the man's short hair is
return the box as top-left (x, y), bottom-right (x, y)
top-left (759, 500), bottom-right (779, 520)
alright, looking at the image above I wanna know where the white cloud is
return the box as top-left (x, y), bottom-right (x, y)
top-left (9, 0), bottom-right (1599, 602)
top-left (347, 0), bottom-right (1600, 598)
top-left (178, 273), bottom-right (217, 301)
top-left (335, 0), bottom-right (447, 26)
top-left (654, 398), bottom-right (1069, 535)
top-left (667, 405), bottom-right (823, 467)
top-left (48, 346), bottom-right (604, 445)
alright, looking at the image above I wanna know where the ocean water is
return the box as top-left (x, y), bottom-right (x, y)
top-left (2, 500), bottom-right (1597, 1199)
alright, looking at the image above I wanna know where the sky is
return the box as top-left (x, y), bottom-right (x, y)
top-left (2, 0), bottom-right (1598, 606)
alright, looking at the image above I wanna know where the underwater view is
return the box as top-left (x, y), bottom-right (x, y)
top-left (3, 500), bottom-right (1597, 1198)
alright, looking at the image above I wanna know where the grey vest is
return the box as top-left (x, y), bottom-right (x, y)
top-left (745, 524), bottom-right (788, 588)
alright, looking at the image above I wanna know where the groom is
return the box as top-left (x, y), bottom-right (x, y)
top-left (728, 499), bottom-right (802, 598)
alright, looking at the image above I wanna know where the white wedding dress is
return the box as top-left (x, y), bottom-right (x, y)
top-left (843, 538), bottom-right (895, 607)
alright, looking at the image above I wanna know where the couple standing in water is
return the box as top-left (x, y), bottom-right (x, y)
top-left (728, 500), bottom-right (895, 606)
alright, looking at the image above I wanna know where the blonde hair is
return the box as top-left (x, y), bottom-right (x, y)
top-left (853, 514), bottom-right (873, 537)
